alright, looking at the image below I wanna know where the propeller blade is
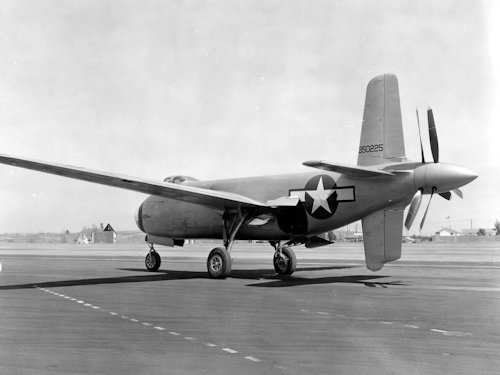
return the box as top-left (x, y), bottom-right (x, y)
top-left (439, 191), bottom-right (452, 200)
top-left (419, 188), bottom-right (436, 231)
top-left (405, 189), bottom-right (423, 230)
top-left (416, 108), bottom-right (425, 163)
top-left (452, 188), bottom-right (463, 199)
top-left (427, 107), bottom-right (439, 163)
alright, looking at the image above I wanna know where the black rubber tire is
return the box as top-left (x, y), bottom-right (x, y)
top-left (273, 247), bottom-right (297, 275)
top-left (207, 247), bottom-right (232, 279)
top-left (145, 251), bottom-right (161, 272)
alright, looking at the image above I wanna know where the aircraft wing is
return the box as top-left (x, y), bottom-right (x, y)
top-left (303, 160), bottom-right (394, 177)
top-left (0, 154), bottom-right (272, 211)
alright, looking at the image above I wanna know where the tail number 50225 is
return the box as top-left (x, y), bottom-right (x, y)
top-left (359, 144), bottom-right (383, 153)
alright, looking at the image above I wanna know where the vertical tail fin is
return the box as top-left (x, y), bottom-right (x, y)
top-left (357, 74), bottom-right (406, 166)
top-left (362, 205), bottom-right (404, 271)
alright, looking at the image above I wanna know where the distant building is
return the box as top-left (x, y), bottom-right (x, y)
top-left (92, 223), bottom-right (117, 243)
top-left (345, 232), bottom-right (363, 242)
top-left (436, 228), bottom-right (462, 236)
top-left (462, 228), bottom-right (496, 236)
top-left (76, 233), bottom-right (89, 244)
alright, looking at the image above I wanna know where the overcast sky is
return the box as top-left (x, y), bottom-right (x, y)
top-left (0, 0), bottom-right (498, 235)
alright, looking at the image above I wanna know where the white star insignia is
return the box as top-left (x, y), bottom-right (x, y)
top-left (289, 177), bottom-right (355, 218)
top-left (305, 177), bottom-right (334, 214)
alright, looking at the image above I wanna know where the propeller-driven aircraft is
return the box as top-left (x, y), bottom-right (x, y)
top-left (0, 74), bottom-right (477, 278)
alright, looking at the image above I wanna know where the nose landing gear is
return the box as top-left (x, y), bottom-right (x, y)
top-left (145, 243), bottom-right (161, 272)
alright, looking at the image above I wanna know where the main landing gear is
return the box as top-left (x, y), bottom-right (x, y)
top-left (270, 241), bottom-right (297, 276)
top-left (144, 240), bottom-right (297, 277)
top-left (207, 247), bottom-right (232, 279)
top-left (143, 209), bottom-right (298, 278)
top-left (206, 210), bottom-right (248, 279)
top-left (145, 243), bottom-right (297, 277)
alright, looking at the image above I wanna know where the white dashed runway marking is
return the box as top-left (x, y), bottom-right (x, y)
top-left (34, 286), bottom-right (265, 365)
top-left (245, 356), bottom-right (261, 362)
top-left (430, 328), bottom-right (472, 337)
top-left (299, 308), bottom-right (473, 338)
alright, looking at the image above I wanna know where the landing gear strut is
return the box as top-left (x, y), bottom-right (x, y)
top-left (145, 243), bottom-right (161, 272)
top-left (206, 209), bottom-right (248, 279)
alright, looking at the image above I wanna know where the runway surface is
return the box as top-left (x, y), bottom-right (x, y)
top-left (0, 242), bottom-right (499, 374)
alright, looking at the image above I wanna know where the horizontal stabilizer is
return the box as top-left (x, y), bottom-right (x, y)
top-left (303, 160), bottom-right (394, 177)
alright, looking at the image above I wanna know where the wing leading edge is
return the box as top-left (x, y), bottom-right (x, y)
top-left (0, 154), bottom-right (269, 211)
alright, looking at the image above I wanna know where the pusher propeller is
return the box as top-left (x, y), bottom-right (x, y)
top-left (427, 107), bottom-right (439, 163)
top-left (404, 106), bottom-right (473, 231)
top-left (452, 188), bottom-right (463, 199)
top-left (416, 108), bottom-right (425, 163)
top-left (437, 189), bottom-right (463, 201)
top-left (405, 107), bottom-right (444, 230)
top-left (419, 187), bottom-right (436, 231)
top-left (439, 191), bottom-right (452, 200)
top-left (404, 189), bottom-right (423, 230)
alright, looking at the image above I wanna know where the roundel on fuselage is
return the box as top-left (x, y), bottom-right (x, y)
top-left (289, 174), bottom-right (340, 220)
top-left (303, 175), bottom-right (338, 220)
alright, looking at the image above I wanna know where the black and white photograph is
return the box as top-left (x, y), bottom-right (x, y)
top-left (0, 1), bottom-right (498, 374)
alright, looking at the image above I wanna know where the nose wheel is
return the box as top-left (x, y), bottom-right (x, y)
top-left (145, 244), bottom-right (161, 272)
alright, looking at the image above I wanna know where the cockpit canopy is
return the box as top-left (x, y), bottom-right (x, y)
top-left (163, 175), bottom-right (199, 184)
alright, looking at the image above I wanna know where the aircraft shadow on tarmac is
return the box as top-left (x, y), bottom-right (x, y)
top-left (0, 266), bottom-right (407, 290)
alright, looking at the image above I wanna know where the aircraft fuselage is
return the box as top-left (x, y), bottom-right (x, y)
top-left (136, 169), bottom-right (415, 241)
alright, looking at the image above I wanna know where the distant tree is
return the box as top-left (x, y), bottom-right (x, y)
top-left (477, 228), bottom-right (486, 236)
top-left (81, 224), bottom-right (98, 237)
top-left (495, 220), bottom-right (500, 235)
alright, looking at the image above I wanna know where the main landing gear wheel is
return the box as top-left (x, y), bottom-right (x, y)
top-left (207, 247), bottom-right (232, 279)
top-left (145, 250), bottom-right (161, 272)
top-left (273, 247), bottom-right (296, 275)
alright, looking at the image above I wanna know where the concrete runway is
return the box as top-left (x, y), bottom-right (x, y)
top-left (0, 242), bottom-right (499, 374)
